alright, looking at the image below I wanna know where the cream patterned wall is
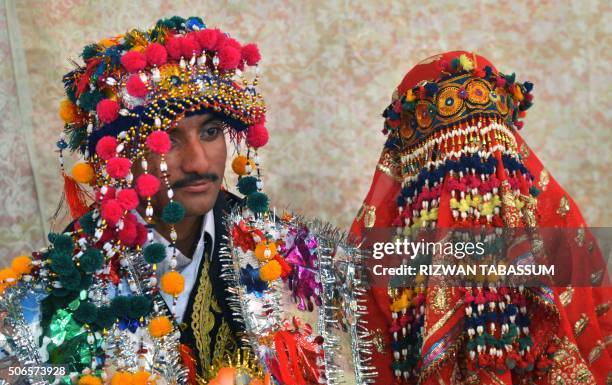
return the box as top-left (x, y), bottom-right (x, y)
top-left (0, 0), bottom-right (610, 261)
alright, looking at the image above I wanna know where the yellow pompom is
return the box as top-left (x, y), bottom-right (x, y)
top-left (0, 268), bottom-right (19, 286)
top-left (254, 241), bottom-right (277, 262)
top-left (390, 291), bottom-right (409, 312)
top-left (231, 155), bottom-right (255, 176)
top-left (71, 162), bottom-right (95, 184)
top-left (11, 255), bottom-right (32, 275)
top-left (459, 54), bottom-right (474, 71)
top-left (133, 370), bottom-right (155, 385)
top-left (259, 260), bottom-right (282, 282)
top-left (405, 89), bottom-right (416, 102)
top-left (512, 84), bottom-right (524, 101)
top-left (59, 99), bottom-right (79, 124)
top-left (160, 271), bottom-right (185, 296)
top-left (148, 316), bottom-right (173, 338)
top-left (111, 372), bottom-right (134, 385)
top-left (79, 374), bottom-right (103, 385)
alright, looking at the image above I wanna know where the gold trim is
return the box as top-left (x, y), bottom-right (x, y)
top-left (573, 313), bottom-right (589, 338)
top-left (191, 258), bottom-right (216, 371)
top-left (538, 169), bottom-right (550, 191)
top-left (557, 196), bottom-right (570, 218)
top-left (363, 205), bottom-right (376, 228)
top-left (559, 286), bottom-right (574, 307)
top-left (424, 298), bottom-right (464, 342)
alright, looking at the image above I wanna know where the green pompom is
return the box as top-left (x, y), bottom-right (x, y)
top-left (168, 16), bottom-right (186, 29)
top-left (79, 248), bottom-right (104, 273)
top-left (73, 301), bottom-right (97, 324)
top-left (162, 201), bottom-right (185, 224)
top-left (78, 90), bottom-right (103, 112)
top-left (50, 251), bottom-right (76, 276)
top-left (128, 296), bottom-right (152, 319)
top-left (95, 306), bottom-right (117, 330)
top-left (246, 192), bottom-right (269, 213)
top-left (66, 86), bottom-right (77, 103)
top-left (79, 274), bottom-right (93, 291)
top-left (81, 44), bottom-right (100, 60)
top-left (78, 211), bottom-right (97, 236)
top-left (53, 234), bottom-right (74, 254)
top-left (48, 232), bottom-right (60, 243)
top-left (237, 176), bottom-right (259, 196)
top-left (111, 296), bottom-right (131, 318)
top-left (143, 243), bottom-right (167, 264)
top-left (59, 270), bottom-right (82, 291)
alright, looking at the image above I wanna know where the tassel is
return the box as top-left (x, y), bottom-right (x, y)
top-left (63, 172), bottom-right (90, 220)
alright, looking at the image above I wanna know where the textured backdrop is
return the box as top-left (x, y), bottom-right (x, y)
top-left (0, 0), bottom-right (610, 261)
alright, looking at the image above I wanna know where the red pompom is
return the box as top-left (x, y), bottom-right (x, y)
top-left (136, 174), bottom-right (160, 197)
top-left (146, 130), bottom-right (171, 154)
top-left (182, 34), bottom-right (200, 58)
top-left (96, 136), bottom-right (118, 160)
top-left (241, 44), bottom-right (261, 66)
top-left (118, 218), bottom-right (137, 244)
top-left (218, 46), bottom-right (241, 70)
top-left (196, 29), bottom-right (219, 50)
top-left (106, 157), bottom-right (132, 179)
top-left (437, 59), bottom-right (450, 72)
top-left (95, 185), bottom-right (116, 203)
top-left (101, 199), bottom-right (123, 225)
top-left (212, 30), bottom-right (227, 51)
top-left (120, 51), bottom-right (147, 73)
top-left (145, 43), bottom-right (168, 67)
top-left (525, 93), bottom-right (533, 102)
top-left (246, 124), bottom-right (269, 148)
top-left (473, 67), bottom-right (486, 78)
top-left (496, 76), bottom-right (506, 87)
top-left (117, 188), bottom-right (139, 210)
top-left (126, 75), bottom-right (149, 98)
top-left (165, 36), bottom-right (183, 60)
top-left (514, 121), bottom-right (524, 130)
top-left (96, 99), bottom-right (120, 124)
top-left (225, 37), bottom-right (241, 50)
top-left (134, 222), bottom-right (148, 246)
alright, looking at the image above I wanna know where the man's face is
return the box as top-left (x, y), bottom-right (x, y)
top-left (135, 113), bottom-right (227, 218)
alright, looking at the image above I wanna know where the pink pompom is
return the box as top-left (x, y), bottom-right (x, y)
top-left (218, 46), bottom-right (241, 70)
top-left (146, 130), bottom-right (171, 154)
top-left (120, 51), bottom-right (147, 73)
top-left (136, 174), bottom-right (160, 197)
top-left (101, 199), bottom-right (123, 225)
top-left (126, 75), bottom-right (148, 98)
top-left (145, 43), bottom-right (168, 67)
top-left (134, 221), bottom-right (148, 246)
top-left (96, 99), bottom-right (120, 124)
top-left (182, 34), bottom-right (200, 58)
top-left (196, 29), bottom-right (219, 50)
top-left (118, 218), bottom-right (137, 244)
top-left (96, 136), bottom-right (118, 160)
top-left (165, 36), bottom-right (183, 60)
top-left (106, 157), bottom-right (132, 179)
top-left (241, 44), bottom-right (261, 66)
top-left (246, 124), bottom-right (269, 148)
top-left (117, 188), bottom-right (139, 210)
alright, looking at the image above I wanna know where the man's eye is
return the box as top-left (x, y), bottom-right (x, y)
top-left (200, 126), bottom-right (222, 140)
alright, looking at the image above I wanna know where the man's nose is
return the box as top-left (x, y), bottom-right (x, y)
top-left (180, 137), bottom-right (210, 174)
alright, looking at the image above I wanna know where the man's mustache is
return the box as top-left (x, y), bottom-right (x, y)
top-left (171, 173), bottom-right (219, 189)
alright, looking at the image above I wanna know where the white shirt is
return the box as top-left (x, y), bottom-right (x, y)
top-left (134, 210), bottom-right (215, 323)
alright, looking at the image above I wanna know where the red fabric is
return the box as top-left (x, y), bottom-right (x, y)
top-left (351, 51), bottom-right (611, 384)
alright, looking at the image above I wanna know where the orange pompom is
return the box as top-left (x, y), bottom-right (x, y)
top-left (133, 370), bottom-right (155, 385)
top-left (148, 315), bottom-right (173, 338)
top-left (0, 268), bottom-right (19, 286)
top-left (231, 155), bottom-right (255, 176)
top-left (254, 241), bottom-right (277, 262)
top-left (160, 271), bottom-right (185, 296)
top-left (59, 99), bottom-right (79, 124)
top-left (79, 374), bottom-right (103, 385)
top-left (11, 255), bottom-right (32, 275)
top-left (214, 367), bottom-right (236, 385)
top-left (512, 84), bottom-right (524, 101)
top-left (71, 162), bottom-right (95, 184)
top-left (259, 260), bottom-right (282, 282)
top-left (111, 372), bottom-right (134, 385)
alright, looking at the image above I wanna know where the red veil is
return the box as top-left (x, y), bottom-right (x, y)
top-left (351, 51), bottom-right (611, 384)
